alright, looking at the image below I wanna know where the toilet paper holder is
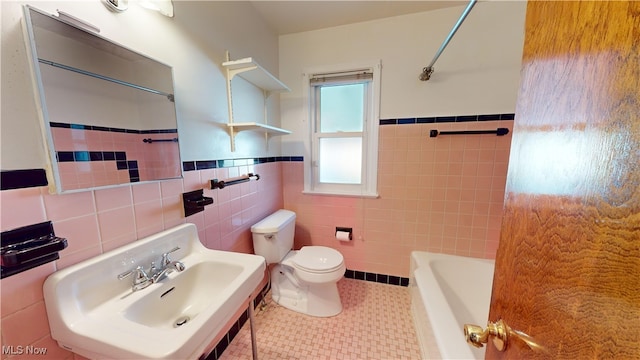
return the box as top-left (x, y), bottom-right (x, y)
top-left (335, 227), bottom-right (353, 240)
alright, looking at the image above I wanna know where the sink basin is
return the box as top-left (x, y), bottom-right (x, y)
top-left (124, 261), bottom-right (243, 329)
top-left (43, 224), bottom-right (266, 359)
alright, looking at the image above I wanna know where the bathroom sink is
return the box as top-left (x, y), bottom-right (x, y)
top-left (43, 224), bottom-right (265, 359)
top-left (124, 261), bottom-right (243, 329)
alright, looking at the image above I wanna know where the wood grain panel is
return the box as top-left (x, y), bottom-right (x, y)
top-left (487, 1), bottom-right (640, 359)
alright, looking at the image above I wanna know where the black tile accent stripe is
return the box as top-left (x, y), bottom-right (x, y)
top-left (183, 156), bottom-right (304, 172)
top-left (57, 152), bottom-right (74, 162)
top-left (456, 115), bottom-right (479, 122)
top-left (380, 113), bottom-right (515, 125)
top-left (379, 119), bottom-right (397, 125)
top-left (344, 269), bottom-right (409, 287)
top-left (182, 162), bottom-right (196, 172)
top-left (128, 169), bottom-right (140, 183)
top-left (57, 150), bottom-right (130, 163)
top-left (195, 160), bottom-right (218, 170)
top-left (397, 118), bottom-right (416, 125)
top-left (50, 122), bottom-right (177, 134)
top-left (56, 150), bottom-right (139, 183)
top-left (205, 284), bottom-right (269, 360)
top-left (478, 114), bottom-right (503, 121)
top-left (1, 169), bottom-right (48, 190)
top-left (89, 152), bottom-right (103, 161)
top-left (2, 156), bottom-right (306, 190)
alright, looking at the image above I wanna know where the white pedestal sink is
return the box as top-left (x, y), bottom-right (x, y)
top-left (43, 223), bottom-right (266, 359)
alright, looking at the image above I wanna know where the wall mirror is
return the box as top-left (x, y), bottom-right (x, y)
top-left (23, 5), bottom-right (181, 193)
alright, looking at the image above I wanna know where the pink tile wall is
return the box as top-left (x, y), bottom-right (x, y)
top-left (138, 134), bottom-right (181, 181)
top-left (283, 120), bottom-right (512, 278)
top-left (0, 162), bottom-right (282, 360)
top-left (50, 128), bottom-right (180, 190)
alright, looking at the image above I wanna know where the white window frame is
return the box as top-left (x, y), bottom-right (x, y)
top-left (302, 61), bottom-right (381, 197)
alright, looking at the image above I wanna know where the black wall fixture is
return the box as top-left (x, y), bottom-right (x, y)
top-left (1, 221), bottom-right (67, 278)
top-left (182, 189), bottom-right (214, 217)
top-left (429, 127), bottom-right (509, 137)
top-left (210, 173), bottom-right (260, 190)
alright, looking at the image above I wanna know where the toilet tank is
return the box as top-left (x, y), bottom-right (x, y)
top-left (251, 209), bottom-right (296, 264)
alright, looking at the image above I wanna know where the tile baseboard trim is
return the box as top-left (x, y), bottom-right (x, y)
top-left (345, 269), bottom-right (410, 287)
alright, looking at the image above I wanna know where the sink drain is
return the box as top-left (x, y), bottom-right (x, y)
top-left (174, 316), bottom-right (190, 328)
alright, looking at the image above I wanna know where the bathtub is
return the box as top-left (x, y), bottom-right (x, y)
top-left (410, 252), bottom-right (495, 359)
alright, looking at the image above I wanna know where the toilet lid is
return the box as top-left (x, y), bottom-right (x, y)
top-left (292, 246), bottom-right (344, 272)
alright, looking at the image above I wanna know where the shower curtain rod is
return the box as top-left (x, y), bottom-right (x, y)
top-left (419, 0), bottom-right (477, 81)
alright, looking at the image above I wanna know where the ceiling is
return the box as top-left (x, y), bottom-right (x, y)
top-left (249, 1), bottom-right (468, 35)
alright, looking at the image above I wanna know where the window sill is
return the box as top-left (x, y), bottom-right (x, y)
top-left (302, 190), bottom-right (379, 199)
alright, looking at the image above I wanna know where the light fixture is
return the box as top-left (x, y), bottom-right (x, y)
top-left (102, 0), bottom-right (129, 13)
top-left (57, 10), bottom-right (101, 33)
top-left (138, 0), bottom-right (174, 17)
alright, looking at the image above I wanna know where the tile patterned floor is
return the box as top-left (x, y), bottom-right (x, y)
top-left (220, 278), bottom-right (422, 360)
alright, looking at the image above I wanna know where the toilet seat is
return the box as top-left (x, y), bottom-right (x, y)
top-left (281, 247), bottom-right (345, 287)
top-left (291, 246), bottom-right (344, 273)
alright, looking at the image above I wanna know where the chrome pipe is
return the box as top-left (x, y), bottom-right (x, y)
top-left (249, 302), bottom-right (258, 360)
top-left (420, 0), bottom-right (478, 81)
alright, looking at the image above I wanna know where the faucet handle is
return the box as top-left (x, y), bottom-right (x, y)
top-left (166, 246), bottom-right (180, 254)
top-left (118, 265), bottom-right (149, 283)
top-left (118, 265), bottom-right (153, 291)
top-left (161, 246), bottom-right (180, 266)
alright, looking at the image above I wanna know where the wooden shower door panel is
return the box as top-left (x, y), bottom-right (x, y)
top-left (487, 1), bottom-right (640, 359)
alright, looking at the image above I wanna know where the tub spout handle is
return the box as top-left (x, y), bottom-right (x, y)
top-left (464, 319), bottom-right (545, 353)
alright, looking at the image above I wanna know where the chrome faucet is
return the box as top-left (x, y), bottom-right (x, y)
top-left (118, 265), bottom-right (152, 291)
top-left (118, 247), bottom-right (186, 291)
top-left (151, 259), bottom-right (186, 283)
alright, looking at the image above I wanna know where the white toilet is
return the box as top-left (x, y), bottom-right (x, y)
top-left (251, 209), bottom-right (346, 317)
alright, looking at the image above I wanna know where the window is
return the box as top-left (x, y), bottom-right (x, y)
top-left (303, 62), bottom-right (380, 197)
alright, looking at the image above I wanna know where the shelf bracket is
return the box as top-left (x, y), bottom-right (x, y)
top-left (228, 66), bottom-right (258, 81)
top-left (222, 50), bottom-right (291, 152)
